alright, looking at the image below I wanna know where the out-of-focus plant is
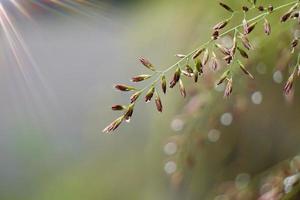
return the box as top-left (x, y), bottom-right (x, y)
top-left (103, 0), bottom-right (300, 134)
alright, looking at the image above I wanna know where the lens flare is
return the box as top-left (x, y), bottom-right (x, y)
top-left (0, 0), bottom-right (101, 124)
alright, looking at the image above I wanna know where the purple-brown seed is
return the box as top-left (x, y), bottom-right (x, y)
top-left (268, 5), bottom-right (273, 12)
top-left (238, 60), bottom-right (254, 79)
top-left (112, 105), bottom-right (125, 111)
top-left (193, 48), bottom-right (205, 59)
top-left (258, 6), bottom-right (264, 12)
top-left (115, 84), bottom-right (136, 92)
top-left (139, 57), bottom-right (155, 71)
top-left (130, 91), bottom-right (142, 103)
top-left (239, 34), bottom-right (252, 50)
top-left (202, 49), bottom-right (210, 65)
top-left (155, 92), bottom-right (163, 112)
top-left (145, 86), bottom-right (155, 102)
top-left (264, 18), bottom-right (271, 36)
top-left (224, 78), bottom-right (233, 98)
top-left (213, 20), bottom-right (229, 30)
top-left (219, 2), bottom-right (234, 13)
top-left (237, 47), bottom-right (249, 59)
top-left (170, 68), bottom-right (181, 88)
top-left (102, 116), bottom-right (124, 133)
top-left (284, 72), bottom-right (295, 95)
top-left (242, 6), bottom-right (249, 12)
top-left (161, 75), bottom-right (167, 94)
top-left (124, 104), bottom-right (134, 122)
top-left (131, 74), bottom-right (152, 82)
top-left (179, 79), bottom-right (186, 98)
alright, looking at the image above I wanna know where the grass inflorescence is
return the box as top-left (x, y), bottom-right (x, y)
top-left (103, 0), bottom-right (300, 133)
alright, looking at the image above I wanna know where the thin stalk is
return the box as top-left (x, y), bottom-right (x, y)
top-left (139, 0), bottom-right (299, 95)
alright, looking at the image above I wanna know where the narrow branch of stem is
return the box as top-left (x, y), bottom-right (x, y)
top-left (139, 0), bottom-right (299, 97)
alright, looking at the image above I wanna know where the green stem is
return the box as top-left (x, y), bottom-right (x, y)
top-left (139, 0), bottom-right (299, 97)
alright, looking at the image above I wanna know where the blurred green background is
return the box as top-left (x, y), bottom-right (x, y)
top-left (1, 0), bottom-right (300, 199)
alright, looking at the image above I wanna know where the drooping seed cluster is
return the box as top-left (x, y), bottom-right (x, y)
top-left (280, 3), bottom-right (300, 95)
top-left (103, 0), bottom-right (300, 133)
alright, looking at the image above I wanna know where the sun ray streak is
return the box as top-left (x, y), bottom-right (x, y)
top-left (0, 3), bottom-right (61, 125)
top-left (0, 0), bottom-right (110, 128)
top-left (9, 0), bottom-right (31, 19)
top-left (0, 3), bottom-right (55, 98)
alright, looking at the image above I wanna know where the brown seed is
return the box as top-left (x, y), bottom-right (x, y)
top-left (224, 78), bottom-right (233, 98)
top-left (169, 80), bottom-right (176, 88)
top-left (210, 52), bottom-right (218, 70)
top-left (161, 75), bottom-right (167, 94)
top-left (170, 68), bottom-right (181, 88)
top-left (242, 19), bottom-right (248, 35)
top-left (284, 72), bottom-right (295, 95)
top-left (223, 55), bottom-right (233, 64)
top-left (115, 84), bottom-right (136, 92)
top-left (238, 60), bottom-right (254, 79)
top-left (175, 54), bottom-right (186, 58)
top-left (130, 91), bottom-right (142, 103)
top-left (112, 105), bottom-right (125, 111)
top-left (185, 65), bottom-right (194, 74)
top-left (124, 103), bottom-right (134, 122)
top-left (292, 12), bottom-right (299, 18)
top-left (213, 20), bottom-right (229, 30)
top-left (139, 57), bottom-right (155, 71)
top-left (195, 58), bottom-right (203, 74)
top-left (242, 6), bottom-right (249, 12)
top-left (237, 47), bottom-right (249, 59)
top-left (219, 2), bottom-right (234, 13)
top-left (264, 18), bottom-right (271, 36)
top-left (179, 79), bottom-right (186, 98)
top-left (212, 30), bottom-right (219, 40)
top-left (258, 6), bottom-right (264, 11)
top-left (291, 38), bottom-right (298, 48)
top-left (217, 70), bottom-right (230, 85)
top-left (268, 5), bottom-right (273, 12)
top-left (194, 71), bottom-right (199, 82)
top-left (281, 11), bottom-right (292, 22)
top-left (182, 70), bottom-right (193, 77)
top-left (202, 49), bottom-right (210, 65)
top-left (155, 92), bottom-right (163, 112)
top-left (102, 116), bottom-right (124, 133)
top-left (215, 43), bottom-right (230, 55)
top-left (246, 22), bottom-right (257, 34)
top-left (239, 34), bottom-right (252, 50)
top-left (193, 48), bottom-right (205, 59)
top-left (230, 36), bottom-right (237, 57)
top-left (145, 86), bottom-right (155, 102)
top-left (131, 74), bottom-right (152, 82)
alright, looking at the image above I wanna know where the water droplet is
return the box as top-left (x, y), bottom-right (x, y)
top-left (171, 118), bottom-right (184, 132)
top-left (221, 36), bottom-right (233, 48)
top-left (284, 174), bottom-right (300, 193)
top-left (164, 142), bottom-right (177, 155)
top-left (220, 113), bottom-right (233, 126)
top-left (235, 173), bottom-right (251, 190)
top-left (208, 129), bottom-right (221, 142)
top-left (273, 70), bottom-right (283, 83)
top-left (251, 91), bottom-right (263, 105)
top-left (256, 63), bottom-right (267, 74)
top-left (294, 30), bottom-right (300, 38)
top-left (164, 161), bottom-right (177, 175)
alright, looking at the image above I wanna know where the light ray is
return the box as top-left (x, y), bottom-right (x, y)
top-left (9, 0), bottom-right (31, 19)
top-left (0, 0), bottom-right (108, 126)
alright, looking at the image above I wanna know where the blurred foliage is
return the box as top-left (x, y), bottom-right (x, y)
top-left (123, 0), bottom-right (300, 199)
